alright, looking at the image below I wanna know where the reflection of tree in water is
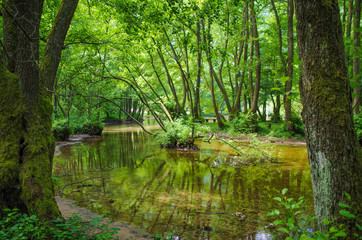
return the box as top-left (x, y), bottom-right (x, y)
top-left (54, 133), bottom-right (312, 239)
top-left (54, 131), bottom-right (155, 177)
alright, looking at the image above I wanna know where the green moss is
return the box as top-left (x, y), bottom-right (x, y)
top-left (0, 63), bottom-right (59, 219)
top-left (0, 65), bottom-right (23, 192)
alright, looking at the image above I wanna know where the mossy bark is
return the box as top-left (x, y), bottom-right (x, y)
top-left (0, 0), bottom-right (79, 220)
top-left (0, 64), bottom-right (60, 218)
top-left (295, 0), bottom-right (361, 236)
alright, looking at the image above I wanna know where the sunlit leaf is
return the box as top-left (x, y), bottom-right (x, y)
top-left (339, 210), bottom-right (355, 218)
top-left (278, 227), bottom-right (290, 234)
top-left (282, 188), bottom-right (288, 195)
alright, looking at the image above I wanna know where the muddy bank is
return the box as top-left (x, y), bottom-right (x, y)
top-left (56, 197), bottom-right (151, 240)
top-left (55, 135), bottom-right (96, 156)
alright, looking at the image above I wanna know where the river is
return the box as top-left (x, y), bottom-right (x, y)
top-left (53, 121), bottom-right (313, 239)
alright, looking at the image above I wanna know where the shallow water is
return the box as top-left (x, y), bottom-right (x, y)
top-left (53, 122), bottom-right (313, 239)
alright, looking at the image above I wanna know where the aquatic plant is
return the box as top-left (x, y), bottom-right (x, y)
top-left (219, 137), bottom-right (278, 164)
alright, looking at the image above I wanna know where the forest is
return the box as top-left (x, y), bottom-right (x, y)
top-left (0, 0), bottom-right (361, 239)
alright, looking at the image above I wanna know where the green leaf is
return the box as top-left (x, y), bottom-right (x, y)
top-left (323, 218), bottom-right (331, 225)
top-left (274, 209), bottom-right (280, 215)
top-left (338, 203), bottom-right (351, 208)
top-left (273, 220), bottom-right (283, 225)
top-left (282, 188), bottom-right (288, 195)
top-left (329, 226), bottom-right (338, 233)
top-left (333, 231), bottom-right (347, 237)
top-left (356, 223), bottom-right (362, 231)
top-left (287, 218), bottom-right (295, 225)
top-left (345, 192), bottom-right (351, 201)
top-left (278, 227), bottom-right (290, 234)
top-left (273, 197), bottom-right (282, 202)
top-left (339, 209), bottom-right (355, 218)
top-left (280, 76), bottom-right (290, 84)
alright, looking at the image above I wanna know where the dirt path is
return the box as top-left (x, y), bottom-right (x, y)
top-left (56, 197), bottom-right (152, 240)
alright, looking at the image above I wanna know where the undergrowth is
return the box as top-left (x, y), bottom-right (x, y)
top-left (0, 209), bottom-right (119, 240)
top-left (268, 189), bottom-right (361, 239)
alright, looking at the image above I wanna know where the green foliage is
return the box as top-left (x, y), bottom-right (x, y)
top-left (52, 119), bottom-right (104, 138)
top-left (231, 114), bottom-right (258, 134)
top-left (81, 122), bottom-right (104, 136)
top-left (156, 118), bottom-right (210, 149)
top-left (268, 124), bottom-right (292, 139)
top-left (290, 112), bottom-right (304, 136)
top-left (353, 112), bottom-right (362, 143)
top-left (52, 120), bottom-right (71, 141)
top-left (0, 209), bottom-right (119, 240)
top-left (268, 190), bottom-right (360, 239)
top-left (220, 137), bottom-right (278, 164)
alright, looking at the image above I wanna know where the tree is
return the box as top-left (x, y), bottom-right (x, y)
top-left (295, 0), bottom-right (361, 235)
top-left (0, 0), bottom-right (79, 219)
top-left (352, 0), bottom-right (360, 114)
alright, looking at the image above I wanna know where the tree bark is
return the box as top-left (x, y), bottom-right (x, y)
top-left (249, 3), bottom-right (261, 115)
top-left (284, 0), bottom-right (294, 131)
top-left (295, 0), bottom-right (361, 235)
top-left (0, 0), bottom-right (78, 220)
top-left (353, 0), bottom-right (360, 114)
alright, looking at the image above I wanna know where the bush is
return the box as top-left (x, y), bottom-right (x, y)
top-left (232, 113), bottom-right (258, 133)
top-left (290, 112), bottom-right (304, 136)
top-left (81, 122), bottom-right (104, 136)
top-left (268, 124), bottom-right (292, 139)
top-left (156, 118), bottom-right (210, 149)
top-left (52, 120), bottom-right (71, 141)
top-left (0, 209), bottom-right (119, 240)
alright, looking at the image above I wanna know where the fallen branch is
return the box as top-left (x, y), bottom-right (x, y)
top-left (59, 177), bottom-right (104, 197)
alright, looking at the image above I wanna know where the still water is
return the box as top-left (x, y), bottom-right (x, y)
top-left (53, 122), bottom-right (313, 239)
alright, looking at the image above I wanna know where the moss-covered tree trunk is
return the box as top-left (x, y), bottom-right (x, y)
top-left (295, 0), bottom-right (361, 236)
top-left (0, 0), bottom-right (79, 220)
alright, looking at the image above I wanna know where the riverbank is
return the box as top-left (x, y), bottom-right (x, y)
top-left (56, 197), bottom-right (151, 240)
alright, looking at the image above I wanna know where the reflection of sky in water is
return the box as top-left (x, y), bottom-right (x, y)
top-left (253, 231), bottom-right (273, 240)
top-left (54, 122), bottom-right (313, 239)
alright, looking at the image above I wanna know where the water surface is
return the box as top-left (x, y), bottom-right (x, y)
top-left (53, 123), bottom-right (313, 239)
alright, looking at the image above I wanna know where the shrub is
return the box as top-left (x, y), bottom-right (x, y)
top-left (0, 209), bottom-right (119, 240)
top-left (268, 124), bottom-right (292, 139)
top-left (52, 120), bottom-right (71, 141)
top-left (81, 122), bottom-right (104, 136)
top-left (156, 118), bottom-right (210, 149)
top-left (290, 112), bottom-right (304, 136)
top-left (232, 113), bottom-right (258, 133)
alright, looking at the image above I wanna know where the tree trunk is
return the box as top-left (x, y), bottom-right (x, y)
top-left (0, 0), bottom-right (78, 220)
top-left (295, 0), bottom-right (361, 236)
top-left (353, 0), bottom-right (360, 114)
top-left (284, 0), bottom-right (294, 131)
top-left (249, 3), bottom-right (261, 115)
